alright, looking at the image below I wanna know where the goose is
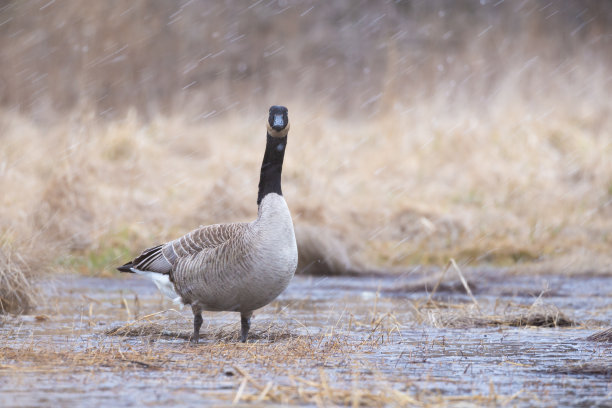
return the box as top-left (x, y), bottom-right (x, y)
top-left (117, 105), bottom-right (298, 343)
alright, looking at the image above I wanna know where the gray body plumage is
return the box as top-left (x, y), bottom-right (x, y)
top-left (120, 105), bottom-right (295, 343)
top-left (128, 193), bottom-right (297, 314)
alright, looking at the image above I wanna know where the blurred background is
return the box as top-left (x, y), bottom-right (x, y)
top-left (2, 0), bottom-right (611, 120)
top-left (1, 0), bottom-right (611, 311)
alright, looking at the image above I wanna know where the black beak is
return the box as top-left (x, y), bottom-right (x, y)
top-left (272, 113), bottom-right (285, 131)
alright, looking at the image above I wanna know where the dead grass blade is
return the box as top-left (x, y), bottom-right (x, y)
top-left (426, 261), bottom-right (451, 303)
top-left (451, 258), bottom-right (481, 313)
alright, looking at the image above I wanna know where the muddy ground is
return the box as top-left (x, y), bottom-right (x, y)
top-left (1, 270), bottom-right (611, 407)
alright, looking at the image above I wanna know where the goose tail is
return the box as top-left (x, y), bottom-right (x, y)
top-left (116, 244), bottom-right (173, 275)
top-left (117, 262), bottom-right (135, 273)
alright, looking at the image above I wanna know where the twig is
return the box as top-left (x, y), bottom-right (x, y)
top-left (256, 382), bottom-right (274, 402)
top-left (450, 258), bottom-right (481, 313)
top-left (427, 261), bottom-right (451, 303)
top-left (232, 378), bottom-right (248, 404)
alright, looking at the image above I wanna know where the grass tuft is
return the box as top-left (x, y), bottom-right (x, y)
top-left (586, 327), bottom-right (612, 343)
top-left (412, 299), bottom-right (576, 329)
top-left (106, 320), bottom-right (298, 343)
top-left (0, 242), bottom-right (37, 314)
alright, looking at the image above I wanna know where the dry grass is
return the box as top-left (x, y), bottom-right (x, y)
top-left (0, 95), bottom-right (611, 311)
top-left (0, 201), bottom-right (56, 314)
top-left (1, 1), bottom-right (610, 120)
top-left (586, 328), bottom-right (612, 343)
top-left (1, 297), bottom-right (586, 406)
top-left (0, 339), bottom-right (500, 406)
top-left (1, 103), bottom-right (610, 277)
top-left (415, 301), bottom-right (576, 329)
top-left (106, 320), bottom-right (297, 343)
top-left (404, 260), bottom-right (577, 328)
top-left (0, 346), bottom-right (168, 371)
top-left (0, 242), bottom-right (36, 314)
top-left (0, 1), bottom-right (611, 312)
top-left (0, 317), bottom-right (533, 407)
top-left (1, 270), bottom-right (609, 406)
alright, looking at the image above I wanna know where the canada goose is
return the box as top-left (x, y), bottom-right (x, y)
top-left (117, 106), bottom-right (298, 343)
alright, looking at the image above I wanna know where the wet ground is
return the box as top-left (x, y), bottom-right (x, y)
top-left (1, 270), bottom-right (611, 407)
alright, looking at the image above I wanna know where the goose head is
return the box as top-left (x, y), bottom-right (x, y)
top-left (267, 105), bottom-right (290, 138)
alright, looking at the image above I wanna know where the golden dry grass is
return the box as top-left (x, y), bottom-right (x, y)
top-left (0, 242), bottom-right (36, 313)
top-left (0, 4), bottom-right (610, 406)
top-left (1, 1), bottom-right (611, 312)
top-left (1, 101), bottom-right (610, 276)
top-left (1, 91), bottom-right (611, 311)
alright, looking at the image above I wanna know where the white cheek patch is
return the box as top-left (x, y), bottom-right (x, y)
top-left (266, 120), bottom-right (289, 138)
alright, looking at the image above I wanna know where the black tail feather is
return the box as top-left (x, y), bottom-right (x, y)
top-left (117, 262), bottom-right (135, 273)
top-left (117, 244), bottom-right (165, 273)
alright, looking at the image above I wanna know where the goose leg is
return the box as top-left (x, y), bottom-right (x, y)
top-left (240, 311), bottom-right (253, 343)
top-left (191, 306), bottom-right (203, 344)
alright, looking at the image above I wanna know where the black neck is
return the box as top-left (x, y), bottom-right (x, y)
top-left (257, 133), bottom-right (287, 205)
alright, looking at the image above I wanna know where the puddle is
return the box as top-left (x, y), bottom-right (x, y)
top-left (1, 272), bottom-right (611, 406)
